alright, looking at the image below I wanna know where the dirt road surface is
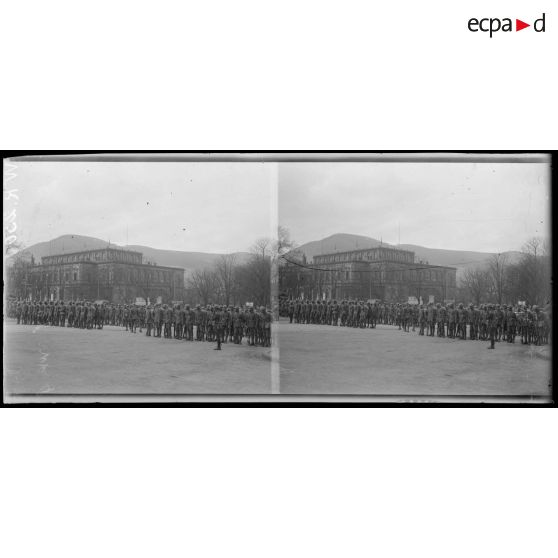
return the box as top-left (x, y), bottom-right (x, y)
top-left (4, 322), bottom-right (272, 395)
top-left (279, 320), bottom-right (551, 397)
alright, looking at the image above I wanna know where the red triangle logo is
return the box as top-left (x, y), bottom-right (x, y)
top-left (516, 19), bottom-right (530, 31)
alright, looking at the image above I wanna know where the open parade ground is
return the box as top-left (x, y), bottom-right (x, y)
top-left (4, 321), bottom-right (273, 396)
top-left (278, 319), bottom-right (552, 397)
top-left (4, 319), bottom-right (551, 399)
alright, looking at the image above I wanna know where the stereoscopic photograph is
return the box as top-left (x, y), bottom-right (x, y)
top-left (3, 153), bottom-right (553, 403)
top-left (277, 154), bottom-right (552, 401)
top-left (4, 157), bottom-right (278, 401)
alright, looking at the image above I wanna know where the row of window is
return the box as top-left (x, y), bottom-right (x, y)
top-left (317, 250), bottom-right (414, 264)
top-left (35, 268), bottom-right (177, 284)
top-left (321, 269), bottom-right (451, 283)
top-left (44, 251), bottom-right (142, 265)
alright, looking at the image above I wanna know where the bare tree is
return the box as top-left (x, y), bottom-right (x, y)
top-left (461, 267), bottom-right (490, 306)
top-left (214, 254), bottom-right (238, 306)
top-left (275, 225), bottom-right (296, 259)
top-left (251, 237), bottom-right (271, 259)
top-left (187, 268), bottom-right (218, 306)
top-left (487, 253), bottom-right (509, 304)
top-left (511, 237), bottom-right (552, 306)
top-left (524, 237), bottom-right (543, 258)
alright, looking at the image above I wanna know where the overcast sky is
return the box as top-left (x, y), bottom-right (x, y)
top-left (279, 162), bottom-right (550, 253)
top-left (9, 162), bottom-right (274, 253)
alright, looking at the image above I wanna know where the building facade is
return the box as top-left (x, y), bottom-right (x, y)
top-left (8, 247), bottom-right (184, 304)
top-left (280, 246), bottom-right (456, 303)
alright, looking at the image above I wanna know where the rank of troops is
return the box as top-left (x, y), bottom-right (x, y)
top-left (7, 299), bottom-right (273, 349)
top-left (280, 299), bottom-right (550, 348)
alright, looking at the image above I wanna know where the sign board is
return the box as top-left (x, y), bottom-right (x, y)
top-left (518, 301), bottom-right (526, 307)
top-left (156, 296), bottom-right (162, 305)
top-left (407, 296), bottom-right (419, 305)
top-left (245, 302), bottom-right (254, 308)
top-left (135, 297), bottom-right (147, 306)
top-left (428, 295), bottom-right (435, 304)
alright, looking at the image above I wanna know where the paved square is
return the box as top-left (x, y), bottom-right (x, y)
top-left (278, 320), bottom-right (551, 396)
top-left (4, 321), bottom-right (273, 395)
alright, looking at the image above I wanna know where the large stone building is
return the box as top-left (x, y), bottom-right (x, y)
top-left (8, 247), bottom-right (184, 304)
top-left (280, 246), bottom-right (456, 303)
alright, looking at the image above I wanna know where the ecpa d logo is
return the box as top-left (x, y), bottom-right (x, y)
top-left (468, 13), bottom-right (546, 37)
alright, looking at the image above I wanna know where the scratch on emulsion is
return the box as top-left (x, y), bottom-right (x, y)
top-left (38, 348), bottom-right (50, 374)
top-left (37, 346), bottom-right (54, 392)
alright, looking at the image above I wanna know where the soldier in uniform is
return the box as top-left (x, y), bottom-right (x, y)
top-left (36, 301), bottom-right (44, 325)
top-left (506, 305), bottom-right (517, 343)
top-left (130, 304), bottom-right (138, 333)
top-left (464, 303), bottom-right (473, 340)
top-left (138, 304), bottom-right (146, 333)
top-left (214, 305), bottom-right (224, 350)
top-left (174, 304), bottom-right (183, 339)
top-left (23, 301), bottom-right (31, 325)
top-left (294, 299), bottom-right (301, 323)
top-left (471, 305), bottom-right (481, 341)
top-left (202, 306), bottom-right (210, 341)
top-left (339, 301), bottom-right (347, 326)
top-left (426, 302), bottom-right (436, 337)
top-left (30, 301), bottom-right (38, 325)
top-left (99, 303), bottom-right (106, 329)
top-left (145, 305), bottom-right (154, 336)
top-left (331, 300), bottom-right (339, 326)
top-left (86, 302), bottom-right (94, 329)
top-left (154, 303), bottom-right (162, 337)
top-left (494, 304), bottom-right (504, 342)
top-left (223, 306), bottom-right (232, 343)
top-left (206, 305), bottom-right (215, 342)
top-left (67, 301), bottom-right (75, 327)
top-left (446, 303), bottom-right (454, 338)
top-left (437, 303), bottom-right (446, 337)
top-left (533, 306), bottom-right (544, 346)
top-left (59, 300), bottom-right (67, 327)
top-left (460, 303), bottom-right (468, 340)
top-left (122, 304), bottom-right (129, 331)
top-left (232, 307), bottom-right (244, 344)
top-left (262, 306), bottom-right (272, 346)
top-left (162, 304), bottom-right (172, 338)
top-left (194, 305), bottom-right (203, 341)
top-left (288, 300), bottom-right (295, 324)
top-left (245, 307), bottom-right (257, 346)
top-left (418, 304), bottom-right (426, 335)
top-left (486, 304), bottom-right (497, 349)
top-left (185, 304), bottom-right (194, 341)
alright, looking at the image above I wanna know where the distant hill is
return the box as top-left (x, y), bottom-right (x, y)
top-left (8, 234), bottom-right (250, 274)
top-left (294, 233), bottom-right (384, 261)
top-left (292, 233), bottom-right (522, 279)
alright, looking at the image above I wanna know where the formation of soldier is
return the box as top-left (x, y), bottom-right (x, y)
top-left (280, 298), bottom-right (551, 348)
top-left (7, 299), bottom-right (273, 349)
